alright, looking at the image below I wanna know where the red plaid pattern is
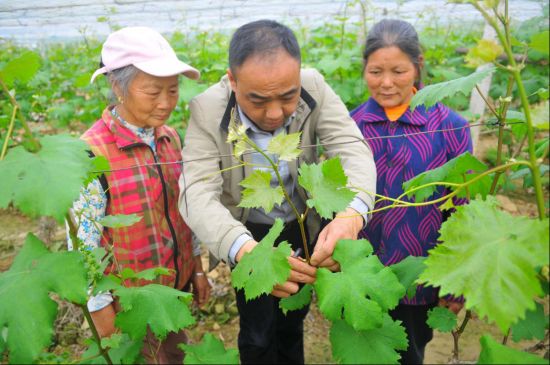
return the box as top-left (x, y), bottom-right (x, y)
top-left (82, 107), bottom-right (194, 288)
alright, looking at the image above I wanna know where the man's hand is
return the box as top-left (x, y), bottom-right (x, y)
top-left (235, 239), bottom-right (259, 262)
top-left (235, 240), bottom-right (316, 298)
top-left (271, 255), bottom-right (317, 298)
top-left (310, 207), bottom-right (364, 271)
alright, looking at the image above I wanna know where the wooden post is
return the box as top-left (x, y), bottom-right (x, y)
top-left (469, 23), bottom-right (496, 157)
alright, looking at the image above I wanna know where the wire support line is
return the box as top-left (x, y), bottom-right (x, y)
top-left (89, 120), bottom-right (524, 174)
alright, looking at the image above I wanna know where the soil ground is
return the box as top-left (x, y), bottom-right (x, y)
top-left (0, 134), bottom-right (548, 363)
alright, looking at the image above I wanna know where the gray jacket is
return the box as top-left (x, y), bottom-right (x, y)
top-left (179, 68), bottom-right (376, 263)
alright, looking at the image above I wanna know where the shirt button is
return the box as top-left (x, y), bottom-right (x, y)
top-left (389, 123), bottom-right (398, 128)
top-left (387, 161), bottom-right (394, 168)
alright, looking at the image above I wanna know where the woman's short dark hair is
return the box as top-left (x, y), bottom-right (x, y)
top-left (363, 19), bottom-right (423, 86)
top-left (229, 20), bottom-right (301, 75)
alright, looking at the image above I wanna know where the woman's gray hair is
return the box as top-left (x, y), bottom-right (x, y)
top-left (107, 65), bottom-right (140, 103)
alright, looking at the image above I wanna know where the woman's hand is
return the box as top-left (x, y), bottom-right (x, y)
top-left (192, 273), bottom-right (211, 307)
top-left (438, 298), bottom-right (464, 314)
top-left (192, 255), bottom-right (211, 307)
top-left (90, 303), bottom-right (117, 338)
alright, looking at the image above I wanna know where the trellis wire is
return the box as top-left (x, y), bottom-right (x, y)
top-left (91, 120), bottom-right (522, 174)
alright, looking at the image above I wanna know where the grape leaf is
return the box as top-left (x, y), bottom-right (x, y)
top-left (417, 197), bottom-right (549, 333)
top-left (279, 284), bottom-right (313, 315)
top-left (532, 101), bottom-right (549, 130)
top-left (83, 155), bottom-right (110, 186)
top-left (234, 140), bottom-right (252, 159)
top-left (502, 110), bottom-right (526, 124)
top-left (227, 120), bottom-right (246, 143)
top-left (180, 78), bottom-right (209, 103)
top-left (510, 302), bottom-right (546, 342)
top-left (536, 139), bottom-right (549, 158)
top-left (410, 67), bottom-right (495, 110)
top-left (231, 219), bottom-right (292, 300)
top-left (98, 214), bottom-right (142, 228)
top-left (115, 284), bottom-right (195, 341)
top-left (0, 51), bottom-right (41, 87)
top-left (80, 333), bottom-right (143, 364)
top-left (426, 307), bottom-right (457, 333)
top-left (93, 273), bottom-right (124, 294)
top-left (330, 316), bottom-right (408, 364)
top-left (483, 0), bottom-right (499, 8)
top-left (0, 330), bottom-right (5, 355)
top-left (439, 197), bottom-right (456, 211)
top-left (238, 170), bottom-right (284, 214)
top-left (0, 234), bottom-right (88, 364)
top-left (535, 87), bottom-right (549, 101)
top-left (119, 267), bottom-right (173, 282)
top-left (402, 152), bottom-right (489, 202)
top-left (298, 157), bottom-right (356, 219)
top-left (529, 30), bottom-right (549, 55)
top-left (465, 39), bottom-right (504, 68)
top-left (389, 256), bottom-right (426, 299)
top-left (478, 335), bottom-right (547, 364)
top-left (0, 135), bottom-right (96, 223)
top-left (97, 267), bottom-right (173, 290)
top-left (314, 239), bottom-right (405, 330)
top-left (267, 132), bottom-right (302, 162)
top-left (180, 333), bottom-right (239, 364)
top-left (227, 118), bottom-right (251, 158)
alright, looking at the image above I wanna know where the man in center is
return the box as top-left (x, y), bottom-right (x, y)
top-left (179, 20), bottom-right (376, 364)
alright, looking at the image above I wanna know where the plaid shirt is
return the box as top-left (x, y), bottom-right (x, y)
top-left (81, 107), bottom-right (194, 289)
top-left (351, 98), bottom-right (472, 305)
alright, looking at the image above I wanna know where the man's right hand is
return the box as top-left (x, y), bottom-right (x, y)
top-left (236, 240), bottom-right (317, 298)
top-left (272, 255), bottom-right (316, 297)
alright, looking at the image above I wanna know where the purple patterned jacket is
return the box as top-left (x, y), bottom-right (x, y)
top-left (351, 98), bottom-right (472, 305)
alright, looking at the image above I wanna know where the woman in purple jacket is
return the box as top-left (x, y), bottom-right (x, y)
top-left (351, 19), bottom-right (471, 364)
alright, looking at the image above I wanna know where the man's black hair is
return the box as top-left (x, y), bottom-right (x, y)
top-left (229, 19), bottom-right (301, 75)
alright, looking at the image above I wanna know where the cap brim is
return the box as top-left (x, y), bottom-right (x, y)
top-left (134, 58), bottom-right (200, 80)
top-left (90, 66), bottom-right (109, 83)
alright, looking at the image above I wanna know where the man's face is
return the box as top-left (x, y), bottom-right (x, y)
top-left (228, 49), bottom-right (301, 132)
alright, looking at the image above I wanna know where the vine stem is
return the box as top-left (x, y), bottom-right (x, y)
top-left (502, 328), bottom-right (511, 345)
top-left (474, 84), bottom-right (499, 120)
top-left (66, 212), bottom-right (113, 364)
top-left (66, 212), bottom-right (80, 251)
top-left (512, 135), bottom-right (528, 159)
top-left (451, 310), bottom-right (472, 362)
top-left (0, 105), bottom-right (17, 160)
top-left (71, 352), bottom-right (104, 364)
top-left (489, 74), bottom-right (515, 194)
top-left (351, 161), bottom-right (532, 216)
top-left (79, 304), bottom-right (114, 365)
top-left (0, 77), bottom-right (41, 152)
top-left (245, 136), bottom-right (311, 262)
top-left (472, 0), bottom-right (546, 219)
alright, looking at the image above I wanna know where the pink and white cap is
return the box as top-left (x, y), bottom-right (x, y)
top-left (90, 26), bottom-right (200, 83)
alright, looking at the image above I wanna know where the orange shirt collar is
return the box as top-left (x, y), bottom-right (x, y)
top-left (384, 87), bottom-right (417, 122)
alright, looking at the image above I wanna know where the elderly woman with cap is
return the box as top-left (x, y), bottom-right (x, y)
top-left (67, 26), bottom-right (210, 363)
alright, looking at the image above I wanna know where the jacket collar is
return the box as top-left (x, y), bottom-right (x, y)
top-left (358, 97), bottom-right (429, 126)
top-left (219, 87), bottom-right (317, 132)
top-left (101, 107), bottom-right (172, 149)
